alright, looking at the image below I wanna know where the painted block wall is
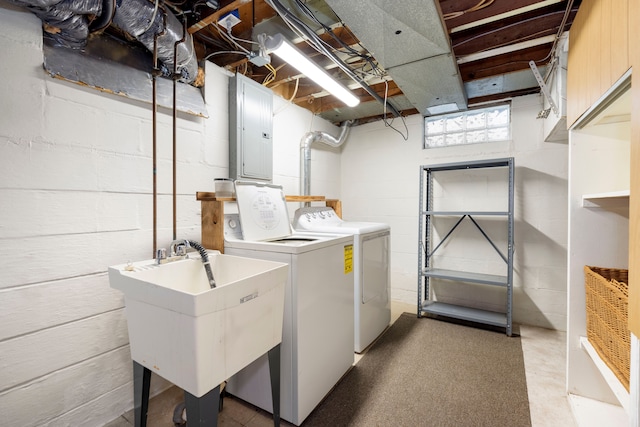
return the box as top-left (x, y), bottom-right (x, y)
top-left (340, 95), bottom-right (569, 330)
top-left (0, 4), bottom-right (572, 425)
top-left (0, 6), bottom-right (340, 426)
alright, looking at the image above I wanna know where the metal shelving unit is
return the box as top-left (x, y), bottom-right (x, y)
top-left (417, 158), bottom-right (515, 336)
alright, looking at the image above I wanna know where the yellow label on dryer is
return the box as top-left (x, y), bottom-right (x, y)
top-left (344, 244), bottom-right (353, 274)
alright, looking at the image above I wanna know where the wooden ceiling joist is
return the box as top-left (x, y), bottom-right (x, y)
top-left (188, 0), bottom-right (252, 34)
top-left (178, 0), bottom-right (583, 124)
top-left (441, 0), bottom-right (565, 33)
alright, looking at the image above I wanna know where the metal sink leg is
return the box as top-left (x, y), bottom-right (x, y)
top-left (132, 343), bottom-right (281, 427)
top-left (268, 343), bottom-right (281, 427)
top-left (184, 385), bottom-right (220, 426)
top-left (133, 361), bottom-right (151, 427)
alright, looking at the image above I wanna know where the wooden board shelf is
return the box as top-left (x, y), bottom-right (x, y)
top-left (196, 192), bottom-right (332, 203)
top-left (196, 192), bottom-right (342, 252)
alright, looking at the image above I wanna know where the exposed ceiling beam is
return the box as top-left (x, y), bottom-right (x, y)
top-left (450, 5), bottom-right (569, 56)
top-left (443, 0), bottom-right (564, 33)
top-left (188, 0), bottom-right (252, 34)
top-left (458, 43), bottom-right (552, 81)
top-left (457, 34), bottom-right (555, 64)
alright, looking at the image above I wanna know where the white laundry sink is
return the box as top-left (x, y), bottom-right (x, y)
top-left (109, 251), bottom-right (288, 397)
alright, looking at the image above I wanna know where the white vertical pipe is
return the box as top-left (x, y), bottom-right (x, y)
top-left (299, 120), bottom-right (353, 197)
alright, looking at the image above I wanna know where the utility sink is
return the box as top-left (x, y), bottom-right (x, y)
top-left (109, 251), bottom-right (288, 397)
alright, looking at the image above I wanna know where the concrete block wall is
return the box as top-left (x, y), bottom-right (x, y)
top-left (340, 95), bottom-right (569, 330)
top-left (0, 3), bottom-right (571, 425)
top-left (0, 6), bottom-right (340, 425)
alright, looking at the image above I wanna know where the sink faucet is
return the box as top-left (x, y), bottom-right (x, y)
top-left (170, 240), bottom-right (189, 257)
top-left (170, 239), bottom-right (217, 289)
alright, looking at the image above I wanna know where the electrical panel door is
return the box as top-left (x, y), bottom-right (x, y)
top-left (229, 73), bottom-right (273, 182)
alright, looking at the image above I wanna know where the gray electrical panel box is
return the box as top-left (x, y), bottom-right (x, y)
top-left (229, 73), bottom-right (273, 182)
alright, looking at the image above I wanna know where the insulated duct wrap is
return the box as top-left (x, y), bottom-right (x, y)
top-left (8, 0), bottom-right (102, 48)
top-left (111, 0), bottom-right (198, 83)
top-left (12, 0), bottom-right (198, 84)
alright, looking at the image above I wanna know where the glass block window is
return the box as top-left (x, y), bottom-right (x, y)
top-left (424, 104), bottom-right (511, 149)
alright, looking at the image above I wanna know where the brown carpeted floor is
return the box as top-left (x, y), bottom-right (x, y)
top-left (302, 313), bottom-right (531, 427)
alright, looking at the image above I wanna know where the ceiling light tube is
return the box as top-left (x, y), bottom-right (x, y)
top-left (264, 34), bottom-right (360, 107)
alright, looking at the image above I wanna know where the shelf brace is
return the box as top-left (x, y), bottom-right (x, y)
top-left (467, 215), bottom-right (508, 263)
top-left (427, 214), bottom-right (467, 259)
top-left (529, 60), bottom-right (558, 116)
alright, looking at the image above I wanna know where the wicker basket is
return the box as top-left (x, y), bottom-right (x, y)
top-left (584, 265), bottom-right (630, 391)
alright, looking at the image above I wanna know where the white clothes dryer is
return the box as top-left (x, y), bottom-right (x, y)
top-left (292, 206), bottom-right (391, 353)
top-left (224, 182), bottom-right (354, 426)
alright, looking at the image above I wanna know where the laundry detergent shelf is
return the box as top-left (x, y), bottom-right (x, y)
top-left (108, 251), bottom-right (288, 398)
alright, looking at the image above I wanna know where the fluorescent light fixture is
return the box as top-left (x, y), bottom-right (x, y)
top-left (264, 34), bottom-right (360, 107)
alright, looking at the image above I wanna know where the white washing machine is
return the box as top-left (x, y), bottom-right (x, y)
top-left (224, 182), bottom-right (354, 426)
top-left (292, 206), bottom-right (390, 353)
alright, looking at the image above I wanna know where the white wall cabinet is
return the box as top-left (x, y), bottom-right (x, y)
top-left (567, 72), bottom-right (633, 422)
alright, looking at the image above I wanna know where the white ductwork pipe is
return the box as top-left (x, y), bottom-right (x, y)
top-left (300, 120), bottom-right (353, 198)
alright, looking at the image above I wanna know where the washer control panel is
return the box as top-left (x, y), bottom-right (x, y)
top-left (292, 207), bottom-right (343, 230)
